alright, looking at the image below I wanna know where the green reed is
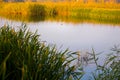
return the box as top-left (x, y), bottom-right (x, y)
top-left (87, 47), bottom-right (120, 80)
top-left (0, 24), bottom-right (84, 80)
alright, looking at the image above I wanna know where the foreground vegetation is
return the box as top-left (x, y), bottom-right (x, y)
top-left (0, 24), bottom-right (120, 80)
top-left (0, 2), bottom-right (120, 24)
top-left (0, 24), bottom-right (83, 80)
top-left (88, 47), bottom-right (120, 80)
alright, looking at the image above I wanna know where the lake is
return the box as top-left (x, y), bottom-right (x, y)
top-left (1, 17), bottom-right (120, 52)
top-left (0, 17), bottom-right (120, 79)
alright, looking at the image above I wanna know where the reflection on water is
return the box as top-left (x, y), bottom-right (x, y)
top-left (0, 14), bottom-right (46, 22)
top-left (0, 13), bottom-right (120, 25)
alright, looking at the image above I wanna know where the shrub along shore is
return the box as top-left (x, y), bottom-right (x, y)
top-left (0, 2), bottom-right (120, 23)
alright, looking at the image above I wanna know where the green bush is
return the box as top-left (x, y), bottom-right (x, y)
top-left (29, 4), bottom-right (46, 16)
top-left (0, 24), bottom-right (83, 80)
top-left (50, 7), bottom-right (58, 16)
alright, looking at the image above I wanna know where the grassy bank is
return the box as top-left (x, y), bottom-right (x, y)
top-left (0, 2), bottom-right (120, 24)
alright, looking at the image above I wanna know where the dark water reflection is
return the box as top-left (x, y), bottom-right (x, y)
top-left (0, 14), bottom-right (45, 22)
top-left (0, 13), bottom-right (120, 25)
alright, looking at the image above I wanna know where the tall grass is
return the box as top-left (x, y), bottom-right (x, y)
top-left (0, 2), bottom-right (120, 24)
top-left (87, 47), bottom-right (120, 80)
top-left (29, 4), bottom-right (46, 16)
top-left (0, 24), bottom-right (84, 80)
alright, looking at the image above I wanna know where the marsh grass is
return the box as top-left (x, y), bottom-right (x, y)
top-left (87, 47), bottom-right (120, 80)
top-left (0, 24), bottom-right (84, 80)
top-left (0, 2), bottom-right (120, 24)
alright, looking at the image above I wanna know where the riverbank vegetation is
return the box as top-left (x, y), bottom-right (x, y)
top-left (0, 2), bottom-right (120, 24)
top-left (0, 24), bottom-right (120, 80)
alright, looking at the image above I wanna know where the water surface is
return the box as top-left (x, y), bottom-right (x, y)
top-left (1, 17), bottom-right (120, 52)
top-left (29, 22), bottom-right (120, 53)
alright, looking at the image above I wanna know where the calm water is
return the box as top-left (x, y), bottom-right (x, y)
top-left (1, 18), bottom-right (120, 52)
top-left (1, 17), bottom-right (120, 79)
top-left (28, 22), bottom-right (120, 52)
